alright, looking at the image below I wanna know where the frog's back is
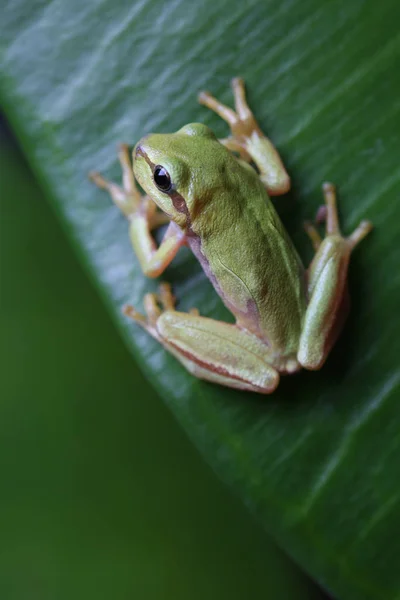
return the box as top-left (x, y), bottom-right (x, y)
top-left (191, 170), bottom-right (307, 355)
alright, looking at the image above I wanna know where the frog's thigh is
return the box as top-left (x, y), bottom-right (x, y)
top-left (298, 237), bottom-right (350, 371)
top-left (157, 312), bottom-right (279, 394)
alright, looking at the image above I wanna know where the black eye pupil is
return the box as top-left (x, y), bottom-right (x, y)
top-left (154, 165), bottom-right (172, 192)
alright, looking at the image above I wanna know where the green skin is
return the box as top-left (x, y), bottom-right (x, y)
top-left (90, 78), bottom-right (372, 394)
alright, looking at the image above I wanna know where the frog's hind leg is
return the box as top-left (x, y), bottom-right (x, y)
top-left (198, 77), bottom-right (290, 195)
top-left (124, 284), bottom-right (280, 394)
top-left (298, 183), bottom-right (373, 370)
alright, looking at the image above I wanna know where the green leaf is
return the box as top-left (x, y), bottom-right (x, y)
top-left (1, 1), bottom-right (399, 599)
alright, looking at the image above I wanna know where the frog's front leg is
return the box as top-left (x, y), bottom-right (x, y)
top-left (199, 77), bottom-right (290, 195)
top-left (124, 283), bottom-right (280, 394)
top-left (298, 183), bottom-right (373, 370)
top-left (89, 144), bottom-right (185, 278)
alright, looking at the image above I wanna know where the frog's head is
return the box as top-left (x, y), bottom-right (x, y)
top-left (133, 123), bottom-right (233, 230)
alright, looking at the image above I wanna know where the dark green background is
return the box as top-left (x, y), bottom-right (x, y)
top-left (0, 123), bottom-right (326, 599)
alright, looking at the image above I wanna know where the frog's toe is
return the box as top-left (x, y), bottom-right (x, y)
top-left (122, 304), bottom-right (147, 325)
top-left (88, 170), bottom-right (108, 189)
top-left (315, 204), bottom-right (328, 224)
top-left (123, 298), bottom-right (160, 339)
top-left (158, 282), bottom-right (176, 311)
top-left (346, 220), bottom-right (373, 250)
top-left (303, 220), bottom-right (322, 251)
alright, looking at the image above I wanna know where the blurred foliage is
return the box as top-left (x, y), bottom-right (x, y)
top-left (1, 1), bottom-right (400, 599)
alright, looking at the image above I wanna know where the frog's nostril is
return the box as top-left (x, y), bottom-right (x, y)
top-left (135, 144), bottom-right (144, 158)
top-left (134, 142), bottom-right (156, 170)
top-left (135, 134), bottom-right (151, 157)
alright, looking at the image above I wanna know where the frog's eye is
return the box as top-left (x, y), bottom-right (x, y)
top-left (153, 165), bottom-right (172, 193)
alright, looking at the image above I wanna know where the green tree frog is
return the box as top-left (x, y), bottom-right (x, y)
top-left (90, 78), bottom-right (372, 394)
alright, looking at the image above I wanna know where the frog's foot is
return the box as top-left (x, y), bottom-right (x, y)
top-left (123, 282), bottom-right (175, 338)
top-left (199, 77), bottom-right (261, 146)
top-left (198, 78), bottom-right (290, 195)
top-left (124, 283), bottom-right (279, 393)
top-left (123, 283), bottom-right (199, 334)
top-left (305, 183), bottom-right (373, 250)
top-left (89, 143), bottom-right (141, 218)
top-left (89, 144), bottom-right (169, 230)
top-left (299, 183), bottom-right (373, 370)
